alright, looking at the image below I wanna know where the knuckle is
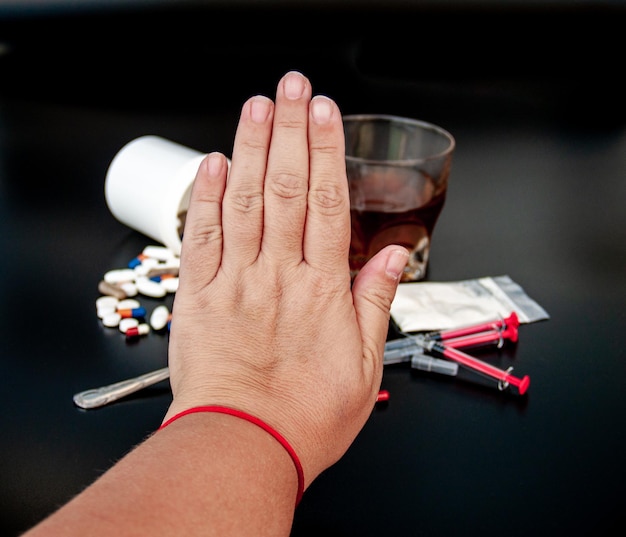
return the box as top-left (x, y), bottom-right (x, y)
top-left (240, 137), bottom-right (269, 154)
top-left (275, 116), bottom-right (306, 132)
top-left (269, 169), bottom-right (308, 200)
top-left (185, 222), bottom-right (223, 248)
top-left (362, 285), bottom-right (394, 315)
top-left (228, 189), bottom-right (264, 214)
top-left (309, 179), bottom-right (346, 215)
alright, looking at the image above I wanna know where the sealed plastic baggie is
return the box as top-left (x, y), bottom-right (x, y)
top-left (390, 274), bottom-right (549, 333)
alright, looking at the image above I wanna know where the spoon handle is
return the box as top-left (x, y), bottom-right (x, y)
top-left (73, 367), bottom-right (170, 409)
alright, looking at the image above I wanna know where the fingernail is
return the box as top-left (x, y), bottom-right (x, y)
top-left (311, 96), bottom-right (333, 124)
top-left (385, 249), bottom-right (409, 280)
top-left (206, 152), bottom-right (223, 176)
top-left (284, 71), bottom-right (306, 100)
top-left (250, 95), bottom-right (272, 124)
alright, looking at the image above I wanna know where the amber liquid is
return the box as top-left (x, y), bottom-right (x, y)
top-left (349, 190), bottom-right (446, 281)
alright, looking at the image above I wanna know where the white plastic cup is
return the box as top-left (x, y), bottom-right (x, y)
top-left (104, 135), bottom-right (206, 256)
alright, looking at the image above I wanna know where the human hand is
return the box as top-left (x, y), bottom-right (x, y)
top-left (164, 71), bottom-right (408, 488)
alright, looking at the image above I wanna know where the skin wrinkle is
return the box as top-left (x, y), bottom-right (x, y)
top-left (273, 114), bottom-right (307, 133)
top-left (308, 142), bottom-right (341, 165)
top-left (304, 272), bottom-right (336, 300)
top-left (171, 357), bottom-right (278, 412)
top-left (238, 130), bottom-right (272, 154)
top-left (308, 180), bottom-right (345, 216)
top-left (181, 202), bottom-right (224, 253)
top-left (303, 232), bottom-right (349, 273)
top-left (267, 168), bottom-right (309, 201)
top-left (185, 222), bottom-right (223, 250)
top-left (226, 188), bottom-right (264, 215)
top-left (183, 368), bottom-right (299, 434)
top-left (175, 267), bottom-right (214, 305)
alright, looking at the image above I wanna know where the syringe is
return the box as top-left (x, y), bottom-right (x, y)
top-left (425, 312), bottom-right (519, 341)
top-left (383, 323), bottom-right (518, 365)
top-left (419, 339), bottom-right (530, 395)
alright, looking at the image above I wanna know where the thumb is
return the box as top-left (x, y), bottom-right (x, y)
top-left (351, 245), bottom-right (409, 359)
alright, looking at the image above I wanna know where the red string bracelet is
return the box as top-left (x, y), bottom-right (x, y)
top-left (159, 405), bottom-right (305, 506)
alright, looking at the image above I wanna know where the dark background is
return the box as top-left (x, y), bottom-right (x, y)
top-left (1, 1), bottom-right (625, 536)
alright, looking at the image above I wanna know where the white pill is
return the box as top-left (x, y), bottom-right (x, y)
top-left (116, 298), bottom-right (141, 310)
top-left (141, 257), bottom-right (161, 268)
top-left (103, 268), bottom-right (136, 284)
top-left (96, 296), bottom-right (119, 310)
top-left (150, 304), bottom-right (170, 331)
top-left (133, 257), bottom-right (159, 277)
top-left (97, 305), bottom-right (117, 319)
top-left (98, 280), bottom-right (127, 300)
top-left (160, 277), bottom-right (179, 293)
top-left (135, 277), bottom-right (167, 298)
top-left (102, 312), bottom-right (122, 327)
top-left (133, 265), bottom-right (148, 277)
top-left (143, 245), bottom-right (177, 261)
top-left (119, 282), bottom-right (138, 297)
top-left (118, 317), bottom-right (139, 333)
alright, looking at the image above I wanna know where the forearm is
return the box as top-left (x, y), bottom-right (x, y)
top-left (24, 412), bottom-right (298, 537)
top-left (22, 70), bottom-right (405, 536)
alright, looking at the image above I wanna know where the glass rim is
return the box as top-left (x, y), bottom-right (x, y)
top-left (342, 113), bottom-right (455, 165)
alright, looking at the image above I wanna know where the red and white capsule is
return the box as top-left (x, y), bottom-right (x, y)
top-left (125, 323), bottom-right (150, 339)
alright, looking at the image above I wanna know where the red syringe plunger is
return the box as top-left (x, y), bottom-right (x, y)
top-left (429, 342), bottom-right (530, 395)
top-left (432, 312), bottom-right (520, 341)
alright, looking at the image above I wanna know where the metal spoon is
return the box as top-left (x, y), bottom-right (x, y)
top-left (73, 367), bottom-right (170, 409)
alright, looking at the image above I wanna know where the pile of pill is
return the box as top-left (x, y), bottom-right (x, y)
top-left (95, 245), bottom-right (179, 339)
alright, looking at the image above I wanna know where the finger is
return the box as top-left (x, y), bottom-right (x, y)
top-left (178, 153), bottom-right (228, 294)
top-left (261, 71), bottom-right (312, 265)
top-left (303, 95), bottom-right (350, 275)
top-left (351, 246), bottom-right (409, 368)
top-left (221, 95), bottom-right (274, 271)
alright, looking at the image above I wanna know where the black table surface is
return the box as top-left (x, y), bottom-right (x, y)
top-left (1, 3), bottom-right (625, 536)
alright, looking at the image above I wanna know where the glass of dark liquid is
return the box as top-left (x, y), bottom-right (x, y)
top-left (344, 115), bottom-right (455, 281)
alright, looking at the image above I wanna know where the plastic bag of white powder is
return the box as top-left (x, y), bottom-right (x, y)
top-left (390, 275), bottom-right (549, 333)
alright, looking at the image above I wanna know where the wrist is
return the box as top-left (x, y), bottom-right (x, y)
top-left (160, 405), bottom-right (305, 506)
